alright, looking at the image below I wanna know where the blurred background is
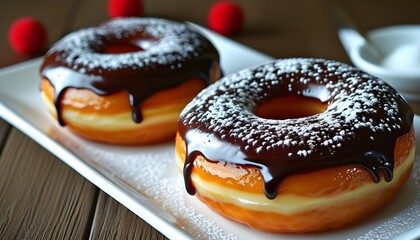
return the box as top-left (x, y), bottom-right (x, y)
top-left (2, 0), bottom-right (420, 67)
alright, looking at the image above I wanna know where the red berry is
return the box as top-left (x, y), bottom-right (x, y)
top-left (107, 0), bottom-right (143, 18)
top-left (208, 1), bottom-right (244, 36)
top-left (8, 17), bottom-right (47, 55)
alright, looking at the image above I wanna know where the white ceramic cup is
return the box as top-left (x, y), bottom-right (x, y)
top-left (339, 25), bottom-right (420, 101)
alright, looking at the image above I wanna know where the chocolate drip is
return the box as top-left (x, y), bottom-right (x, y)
top-left (42, 56), bottom-right (217, 125)
top-left (178, 59), bottom-right (414, 200)
top-left (40, 18), bottom-right (220, 125)
top-left (181, 127), bottom-right (403, 199)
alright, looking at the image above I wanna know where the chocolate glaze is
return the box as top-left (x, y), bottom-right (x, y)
top-left (40, 18), bottom-right (220, 125)
top-left (178, 59), bottom-right (414, 200)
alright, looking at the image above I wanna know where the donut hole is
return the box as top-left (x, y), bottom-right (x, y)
top-left (103, 44), bottom-right (142, 53)
top-left (254, 96), bottom-right (328, 120)
top-left (103, 38), bottom-right (157, 54)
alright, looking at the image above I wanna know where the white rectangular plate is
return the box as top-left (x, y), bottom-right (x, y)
top-left (1, 27), bottom-right (420, 240)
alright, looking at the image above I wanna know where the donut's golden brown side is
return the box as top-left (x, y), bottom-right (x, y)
top-left (175, 127), bottom-right (415, 232)
top-left (41, 64), bottom-right (220, 144)
top-left (175, 58), bottom-right (415, 233)
top-left (40, 18), bottom-right (222, 144)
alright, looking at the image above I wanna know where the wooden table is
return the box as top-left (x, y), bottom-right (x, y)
top-left (1, 0), bottom-right (419, 239)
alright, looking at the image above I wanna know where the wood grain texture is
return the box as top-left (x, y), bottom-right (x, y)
top-left (0, 128), bottom-right (98, 239)
top-left (89, 191), bottom-right (167, 240)
top-left (0, 119), bottom-right (11, 150)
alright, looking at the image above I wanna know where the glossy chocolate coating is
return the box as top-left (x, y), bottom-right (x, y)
top-left (178, 58), bottom-right (413, 199)
top-left (40, 18), bottom-right (220, 125)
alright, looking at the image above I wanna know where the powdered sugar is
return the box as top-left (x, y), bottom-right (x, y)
top-left (63, 138), bottom-right (237, 240)
top-left (180, 58), bottom-right (407, 159)
top-left (45, 17), bottom-right (210, 72)
top-left (53, 120), bottom-right (419, 240)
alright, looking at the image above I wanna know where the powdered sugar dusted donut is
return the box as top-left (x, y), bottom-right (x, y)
top-left (40, 17), bottom-right (221, 144)
top-left (175, 58), bottom-right (414, 232)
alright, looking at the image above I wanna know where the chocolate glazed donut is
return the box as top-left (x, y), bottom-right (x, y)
top-left (176, 58), bottom-right (414, 232)
top-left (179, 58), bottom-right (413, 199)
top-left (40, 17), bottom-right (221, 126)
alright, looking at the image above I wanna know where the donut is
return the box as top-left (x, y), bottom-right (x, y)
top-left (40, 17), bottom-right (221, 144)
top-left (175, 58), bottom-right (415, 233)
